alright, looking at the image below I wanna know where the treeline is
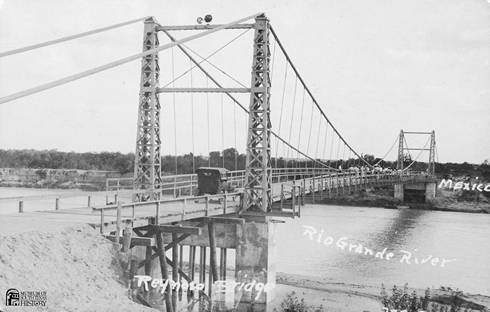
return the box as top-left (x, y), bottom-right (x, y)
top-left (0, 148), bottom-right (376, 174)
top-left (0, 149), bottom-right (488, 179)
top-left (0, 149), bottom-right (134, 174)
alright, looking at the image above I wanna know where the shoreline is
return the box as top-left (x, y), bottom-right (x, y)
top-left (318, 187), bottom-right (490, 214)
top-left (274, 272), bottom-right (490, 311)
top-left (320, 198), bottom-right (489, 214)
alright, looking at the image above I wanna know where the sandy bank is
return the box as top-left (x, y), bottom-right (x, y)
top-left (0, 225), bottom-right (154, 312)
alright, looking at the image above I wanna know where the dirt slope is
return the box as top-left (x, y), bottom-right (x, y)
top-left (0, 224), bottom-right (155, 312)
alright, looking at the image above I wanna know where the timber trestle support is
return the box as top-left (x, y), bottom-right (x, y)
top-left (109, 215), bottom-right (251, 311)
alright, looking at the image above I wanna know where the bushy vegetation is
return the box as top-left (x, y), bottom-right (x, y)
top-left (275, 292), bottom-right (323, 312)
top-left (380, 284), bottom-right (482, 312)
top-left (0, 149), bottom-right (134, 174)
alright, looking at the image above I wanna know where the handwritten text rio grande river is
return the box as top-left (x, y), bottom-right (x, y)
top-left (302, 225), bottom-right (456, 268)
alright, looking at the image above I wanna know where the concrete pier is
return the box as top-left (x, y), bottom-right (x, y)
top-left (234, 217), bottom-right (277, 312)
top-left (395, 181), bottom-right (437, 203)
top-left (394, 183), bottom-right (404, 201)
top-left (425, 182), bottom-right (437, 201)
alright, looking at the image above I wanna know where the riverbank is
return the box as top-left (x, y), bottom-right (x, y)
top-left (319, 187), bottom-right (490, 214)
top-left (274, 273), bottom-right (490, 312)
top-left (0, 167), bottom-right (124, 191)
top-left (0, 225), bottom-right (154, 312)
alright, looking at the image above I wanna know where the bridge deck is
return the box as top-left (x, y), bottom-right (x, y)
top-left (0, 172), bottom-right (433, 235)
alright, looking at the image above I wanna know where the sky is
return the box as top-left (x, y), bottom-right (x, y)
top-left (0, 0), bottom-right (489, 164)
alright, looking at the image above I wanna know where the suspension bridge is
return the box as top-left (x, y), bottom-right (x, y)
top-left (0, 13), bottom-right (439, 312)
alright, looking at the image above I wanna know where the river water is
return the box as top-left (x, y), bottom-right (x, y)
top-left (275, 204), bottom-right (490, 296)
top-left (2, 187), bottom-right (489, 296)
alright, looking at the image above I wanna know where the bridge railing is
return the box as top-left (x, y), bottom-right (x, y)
top-left (104, 169), bottom-right (434, 203)
top-left (105, 168), bottom-right (332, 195)
top-left (92, 191), bottom-right (243, 234)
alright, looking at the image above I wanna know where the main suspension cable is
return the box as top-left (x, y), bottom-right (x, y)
top-left (0, 13), bottom-right (261, 105)
top-left (0, 17), bottom-right (150, 58)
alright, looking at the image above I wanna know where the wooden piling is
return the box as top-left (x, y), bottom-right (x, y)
top-left (223, 193), bottom-right (227, 214)
top-left (280, 184), bottom-right (284, 210)
top-left (205, 196), bottom-right (209, 216)
top-left (18, 200), bottom-right (23, 213)
top-left (208, 222), bottom-right (218, 282)
top-left (100, 210), bottom-right (104, 234)
top-left (55, 197), bottom-right (59, 210)
top-left (172, 233), bottom-right (178, 310)
top-left (188, 245), bottom-right (196, 300)
top-left (122, 226), bottom-right (132, 252)
top-left (311, 184), bottom-right (315, 203)
top-left (220, 248), bottom-right (227, 280)
top-left (179, 244), bottom-right (183, 300)
top-left (292, 186), bottom-right (296, 211)
top-left (189, 246), bottom-right (196, 280)
top-left (115, 202), bottom-right (122, 250)
top-left (156, 232), bottom-right (173, 312)
top-left (145, 246), bottom-right (152, 275)
top-left (320, 181), bottom-right (324, 199)
top-left (156, 202), bottom-right (160, 223)
top-left (301, 186), bottom-right (305, 205)
top-left (199, 246), bottom-right (206, 295)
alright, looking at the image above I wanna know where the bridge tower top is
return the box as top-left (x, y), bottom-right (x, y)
top-left (397, 130), bottom-right (436, 175)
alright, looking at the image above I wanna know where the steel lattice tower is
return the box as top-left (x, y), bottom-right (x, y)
top-left (397, 130), bottom-right (405, 170)
top-left (397, 130), bottom-right (436, 175)
top-left (133, 17), bottom-right (162, 201)
top-left (428, 130), bottom-right (436, 175)
top-left (242, 14), bottom-right (272, 214)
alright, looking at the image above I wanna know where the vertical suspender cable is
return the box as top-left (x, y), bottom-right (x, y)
top-left (286, 77), bottom-right (298, 161)
top-left (233, 98), bottom-right (237, 170)
top-left (221, 94), bottom-right (225, 168)
top-left (296, 88), bottom-right (306, 168)
top-left (306, 98), bottom-right (314, 168)
top-left (206, 77), bottom-right (211, 167)
top-left (275, 63), bottom-right (288, 168)
top-left (313, 120), bottom-right (323, 175)
top-left (269, 38), bottom-right (277, 170)
top-left (328, 125), bottom-right (335, 168)
top-left (336, 135), bottom-right (341, 170)
top-left (172, 47), bottom-right (178, 174)
top-left (322, 122), bottom-right (329, 163)
top-left (190, 59), bottom-right (196, 173)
